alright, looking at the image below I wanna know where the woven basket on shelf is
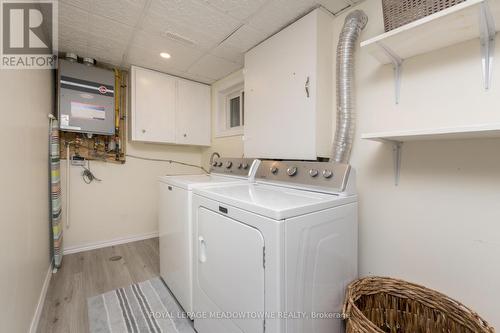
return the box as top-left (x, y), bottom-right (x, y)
top-left (382, 0), bottom-right (467, 31)
top-left (343, 276), bottom-right (495, 333)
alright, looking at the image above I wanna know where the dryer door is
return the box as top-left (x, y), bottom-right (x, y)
top-left (195, 207), bottom-right (265, 333)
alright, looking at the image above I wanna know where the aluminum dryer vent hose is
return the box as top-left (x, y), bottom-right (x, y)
top-left (332, 10), bottom-right (368, 164)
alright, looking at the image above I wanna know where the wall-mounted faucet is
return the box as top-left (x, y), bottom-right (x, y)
top-left (209, 152), bottom-right (220, 166)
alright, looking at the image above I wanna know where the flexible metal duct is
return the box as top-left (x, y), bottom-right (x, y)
top-left (332, 10), bottom-right (368, 164)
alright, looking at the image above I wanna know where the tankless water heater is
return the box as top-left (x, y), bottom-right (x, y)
top-left (58, 59), bottom-right (115, 135)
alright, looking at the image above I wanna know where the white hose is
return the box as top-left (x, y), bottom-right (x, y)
top-left (66, 144), bottom-right (70, 229)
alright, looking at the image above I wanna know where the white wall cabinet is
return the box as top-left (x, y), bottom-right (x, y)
top-left (131, 66), bottom-right (211, 146)
top-left (176, 79), bottom-right (211, 146)
top-left (244, 8), bottom-right (334, 160)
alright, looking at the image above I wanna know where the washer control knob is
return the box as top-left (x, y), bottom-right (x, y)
top-left (270, 166), bottom-right (278, 175)
top-left (322, 169), bottom-right (333, 179)
top-left (309, 169), bottom-right (319, 177)
top-left (225, 161), bottom-right (233, 169)
top-left (212, 161), bottom-right (218, 167)
top-left (237, 163), bottom-right (243, 169)
top-left (217, 162), bottom-right (223, 167)
top-left (242, 163), bottom-right (249, 170)
top-left (286, 166), bottom-right (298, 177)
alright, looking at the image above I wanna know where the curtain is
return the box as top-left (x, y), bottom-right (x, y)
top-left (50, 118), bottom-right (63, 268)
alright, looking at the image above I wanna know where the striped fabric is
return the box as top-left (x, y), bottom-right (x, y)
top-left (88, 277), bottom-right (195, 333)
top-left (49, 118), bottom-right (63, 268)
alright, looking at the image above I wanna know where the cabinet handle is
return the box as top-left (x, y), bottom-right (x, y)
top-left (305, 76), bottom-right (310, 98)
top-left (142, 129), bottom-right (146, 133)
top-left (183, 133), bottom-right (187, 137)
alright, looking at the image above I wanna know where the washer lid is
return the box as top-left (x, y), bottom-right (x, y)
top-left (193, 183), bottom-right (357, 220)
top-left (158, 174), bottom-right (246, 190)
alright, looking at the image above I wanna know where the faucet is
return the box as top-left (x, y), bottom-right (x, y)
top-left (209, 152), bottom-right (220, 166)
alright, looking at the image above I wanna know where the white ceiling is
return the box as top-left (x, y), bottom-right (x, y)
top-left (58, 0), bottom-right (363, 83)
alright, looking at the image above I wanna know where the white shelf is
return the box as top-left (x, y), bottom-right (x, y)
top-left (362, 123), bottom-right (500, 143)
top-left (362, 123), bottom-right (500, 185)
top-left (361, 0), bottom-right (499, 102)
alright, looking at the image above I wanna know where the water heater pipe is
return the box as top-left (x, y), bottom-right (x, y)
top-left (66, 144), bottom-right (71, 229)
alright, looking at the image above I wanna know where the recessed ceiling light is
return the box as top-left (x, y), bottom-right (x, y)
top-left (160, 52), bottom-right (171, 59)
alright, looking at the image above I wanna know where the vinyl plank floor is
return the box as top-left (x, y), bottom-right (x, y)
top-left (37, 238), bottom-right (160, 333)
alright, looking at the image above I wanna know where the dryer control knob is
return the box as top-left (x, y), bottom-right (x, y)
top-left (225, 161), bottom-right (233, 169)
top-left (309, 169), bottom-right (319, 177)
top-left (270, 166), bottom-right (278, 174)
top-left (237, 163), bottom-right (243, 169)
top-left (287, 166), bottom-right (298, 176)
top-left (242, 163), bottom-right (249, 170)
top-left (212, 161), bottom-right (218, 167)
top-left (217, 162), bottom-right (223, 167)
top-left (322, 169), bottom-right (333, 179)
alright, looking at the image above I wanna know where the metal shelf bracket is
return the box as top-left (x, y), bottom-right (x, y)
top-left (391, 141), bottom-right (403, 186)
top-left (479, 2), bottom-right (496, 90)
top-left (377, 41), bottom-right (403, 104)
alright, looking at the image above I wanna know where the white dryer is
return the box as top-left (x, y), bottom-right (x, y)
top-left (192, 160), bottom-right (358, 333)
top-left (158, 157), bottom-right (260, 317)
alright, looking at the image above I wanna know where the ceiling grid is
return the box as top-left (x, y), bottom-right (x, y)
top-left (58, 0), bottom-right (363, 83)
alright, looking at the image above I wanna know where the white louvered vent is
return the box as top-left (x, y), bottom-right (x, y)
top-left (162, 31), bottom-right (197, 47)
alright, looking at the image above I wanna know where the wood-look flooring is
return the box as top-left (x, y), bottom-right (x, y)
top-left (37, 238), bottom-right (160, 333)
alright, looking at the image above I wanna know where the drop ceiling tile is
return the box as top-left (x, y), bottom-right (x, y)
top-left (316, 0), bottom-right (350, 14)
top-left (59, 0), bottom-right (91, 11)
top-left (88, 14), bottom-right (134, 46)
top-left (187, 54), bottom-right (241, 80)
top-left (179, 71), bottom-right (215, 84)
top-left (90, 0), bottom-right (147, 27)
top-left (248, 0), bottom-right (318, 35)
top-left (210, 43), bottom-right (244, 65)
top-left (88, 36), bottom-right (128, 64)
top-left (222, 24), bottom-right (268, 52)
top-left (141, 0), bottom-right (241, 50)
top-left (59, 2), bottom-right (89, 32)
top-left (202, 0), bottom-right (268, 20)
top-left (59, 35), bottom-right (89, 57)
top-left (127, 30), bottom-right (205, 72)
top-left (125, 48), bottom-right (189, 75)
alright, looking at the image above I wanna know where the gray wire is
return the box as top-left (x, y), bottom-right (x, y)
top-left (81, 160), bottom-right (102, 184)
top-left (125, 154), bottom-right (209, 174)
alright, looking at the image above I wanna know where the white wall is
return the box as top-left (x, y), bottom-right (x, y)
top-left (201, 70), bottom-right (245, 166)
top-left (344, 1), bottom-right (500, 327)
top-left (206, 1), bottom-right (500, 327)
top-left (62, 105), bottom-right (204, 251)
top-left (0, 70), bottom-right (53, 332)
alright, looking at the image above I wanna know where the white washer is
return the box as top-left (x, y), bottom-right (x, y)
top-left (158, 157), bottom-right (260, 317)
top-left (192, 160), bottom-right (358, 333)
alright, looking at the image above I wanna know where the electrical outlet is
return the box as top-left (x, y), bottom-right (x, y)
top-left (70, 155), bottom-right (86, 166)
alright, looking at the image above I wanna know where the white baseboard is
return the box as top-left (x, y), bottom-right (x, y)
top-left (30, 263), bottom-right (52, 333)
top-left (63, 232), bottom-right (159, 255)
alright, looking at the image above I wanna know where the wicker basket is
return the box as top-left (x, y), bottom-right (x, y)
top-left (382, 0), bottom-right (467, 31)
top-left (343, 277), bottom-right (495, 333)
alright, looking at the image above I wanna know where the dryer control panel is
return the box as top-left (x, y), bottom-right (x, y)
top-left (210, 158), bottom-right (259, 178)
top-left (256, 160), bottom-right (351, 193)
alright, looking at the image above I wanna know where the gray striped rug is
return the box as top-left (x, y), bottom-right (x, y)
top-left (87, 277), bottom-right (195, 333)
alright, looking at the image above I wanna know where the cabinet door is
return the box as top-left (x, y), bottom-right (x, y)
top-left (132, 67), bottom-right (176, 143)
top-left (244, 10), bottom-right (319, 160)
top-left (176, 79), bottom-right (211, 146)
